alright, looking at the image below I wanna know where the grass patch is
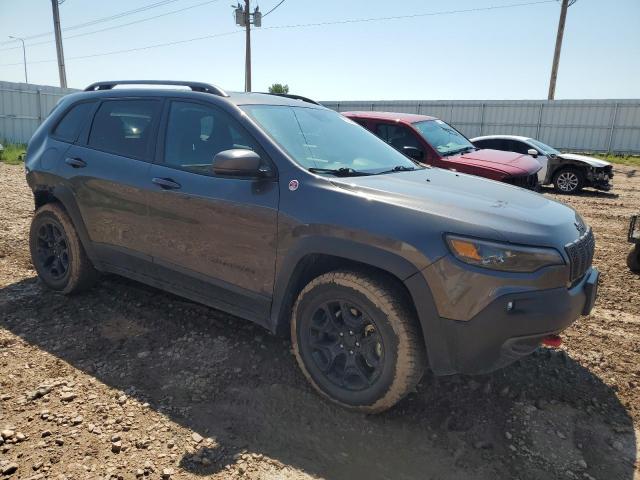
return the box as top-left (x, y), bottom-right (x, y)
top-left (0, 142), bottom-right (27, 165)
top-left (593, 153), bottom-right (640, 167)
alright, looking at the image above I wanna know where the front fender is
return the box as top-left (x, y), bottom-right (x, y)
top-left (269, 233), bottom-right (431, 335)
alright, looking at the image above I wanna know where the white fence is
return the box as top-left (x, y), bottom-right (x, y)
top-left (1, 80), bottom-right (639, 154)
top-left (0, 81), bottom-right (78, 144)
top-left (323, 99), bottom-right (640, 154)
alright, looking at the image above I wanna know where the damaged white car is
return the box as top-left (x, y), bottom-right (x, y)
top-left (471, 135), bottom-right (613, 194)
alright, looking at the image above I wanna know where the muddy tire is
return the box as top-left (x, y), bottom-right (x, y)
top-left (553, 167), bottom-right (585, 194)
top-left (628, 246), bottom-right (640, 272)
top-left (291, 270), bottom-right (425, 413)
top-left (29, 203), bottom-right (99, 294)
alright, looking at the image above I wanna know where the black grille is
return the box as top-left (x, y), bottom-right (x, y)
top-left (565, 228), bottom-right (595, 283)
top-left (505, 173), bottom-right (538, 190)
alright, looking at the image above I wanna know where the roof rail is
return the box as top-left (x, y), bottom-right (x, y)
top-left (84, 80), bottom-right (228, 97)
top-left (261, 92), bottom-right (320, 106)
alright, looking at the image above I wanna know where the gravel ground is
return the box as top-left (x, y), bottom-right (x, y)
top-left (0, 162), bottom-right (638, 480)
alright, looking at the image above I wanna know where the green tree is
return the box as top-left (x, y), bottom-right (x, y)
top-left (268, 83), bottom-right (289, 94)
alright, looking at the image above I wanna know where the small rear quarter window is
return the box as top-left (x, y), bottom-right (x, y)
top-left (52, 102), bottom-right (96, 143)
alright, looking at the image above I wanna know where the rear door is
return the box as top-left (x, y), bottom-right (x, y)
top-left (61, 98), bottom-right (162, 270)
top-left (145, 99), bottom-right (279, 323)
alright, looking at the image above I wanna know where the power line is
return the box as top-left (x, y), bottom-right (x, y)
top-left (262, 0), bottom-right (285, 17)
top-left (0, 0), bottom-right (557, 68)
top-left (0, 0), bottom-right (222, 52)
top-left (262, 0), bottom-right (557, 30)
top-left (0, 31), bottom-right (242, 67)
top-left (0, 0), bottom-right (183, 46)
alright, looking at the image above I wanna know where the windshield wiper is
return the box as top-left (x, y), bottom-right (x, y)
top-left (376, 165), bottom-right (417, 175)
top-left (444, 146), bottom-right (475, 157)
top-left (308, 167), bottom-right (372, 177)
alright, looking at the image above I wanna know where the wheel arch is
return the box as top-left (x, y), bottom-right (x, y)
top-left (269, 238), bottom-right (423, 339)
top-left (32, 185), bottom-right (101, 268)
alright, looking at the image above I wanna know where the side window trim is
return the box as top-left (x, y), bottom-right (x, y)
top-left (86, 97), bottom-right (164, 162)
top-left (49, 100), bottom-right (99, 144)
top-left (156, 98), bottom-right (276, 179)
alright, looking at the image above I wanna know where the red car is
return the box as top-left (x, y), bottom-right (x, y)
top-left (343, 111), bottom-right (541, 189)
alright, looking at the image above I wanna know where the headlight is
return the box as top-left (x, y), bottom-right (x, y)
top-left (446, 235), bottom-right (565, 272)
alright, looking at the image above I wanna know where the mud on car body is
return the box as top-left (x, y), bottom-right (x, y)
top-left (471, 135), bottom-right (614, 194)
top-left (25, 81), bottom-right (598, 413)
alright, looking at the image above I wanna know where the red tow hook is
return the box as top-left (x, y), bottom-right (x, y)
top-left (542, 334), bottom-right (562, 348)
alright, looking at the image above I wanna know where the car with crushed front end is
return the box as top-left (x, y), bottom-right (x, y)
top-left (343, 111), bottom-right (542, 190)
top-left (26, 80), bottom-right (598, 413)
top-left (471, 135), bottom-right (614, 194)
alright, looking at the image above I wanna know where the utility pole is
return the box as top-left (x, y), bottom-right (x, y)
top-left (8, 36), bottom-right (28, 84)
top-left (245, 0), bottom-right (251, 92)
top-left (51, 0), bottom-right (67, 88)
top-left (548, 0), bottom-right (575, 100)
top-left (234, 2), bottom-right (261, 92)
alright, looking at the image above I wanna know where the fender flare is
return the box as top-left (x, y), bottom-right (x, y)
top-left (40, 185), bottom-right (102, 268)
top-left (270, 235), bottom-right (423, 330)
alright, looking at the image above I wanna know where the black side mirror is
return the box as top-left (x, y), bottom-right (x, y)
top-left (403, 146), bottom-right (424, 161)
top-left (212, 149), bottom-right (263, 177)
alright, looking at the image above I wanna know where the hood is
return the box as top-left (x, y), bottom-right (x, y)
top-left (448, 149), bottom-right (542, 176)
top-left (329, 167), bottom-right (583, 249)
top-left (559, 153), bottom-right (612, 168)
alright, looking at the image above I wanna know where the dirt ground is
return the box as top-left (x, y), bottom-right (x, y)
top-left (0, 161), bottom-right (638, 480)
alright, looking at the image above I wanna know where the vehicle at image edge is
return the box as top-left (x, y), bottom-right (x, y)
top-left (25, 80), bottom-right (599, 413)
top-left (471, 135), bottom-right (614, 194)
top-left (342, 111), bottom-right (541, 190)
top-left (628, 215), bottom-right (640, 272)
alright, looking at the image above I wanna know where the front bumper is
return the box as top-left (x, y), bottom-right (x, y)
top-left (405, 267), bottom-right (599, 375)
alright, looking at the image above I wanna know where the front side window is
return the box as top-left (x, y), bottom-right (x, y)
top-left (241, 105), bottom-right (419, 175)
top-left (528, 139), bottom-right (560, 156)
top-left (52, 102), bottom-right (96, 143)
top-left (413, 120), bottom-right (474, 156)
top-left (88, 100), bottom-right (160, 159)
top-left (375, 123), bottom-right (423, 153)
top-left (163, 101), bottom-right (258, 175)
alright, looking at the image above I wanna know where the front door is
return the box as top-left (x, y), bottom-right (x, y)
top-left (146, 100), bottom-right (279, 323)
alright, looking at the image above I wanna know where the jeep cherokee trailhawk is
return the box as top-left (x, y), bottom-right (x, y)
top-left (25, 81), bottom-right (599, 413)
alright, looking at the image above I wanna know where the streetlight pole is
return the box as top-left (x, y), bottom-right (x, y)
top-left (8, 36), bottom-right (28, 84)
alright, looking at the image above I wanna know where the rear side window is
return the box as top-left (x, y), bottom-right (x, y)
top-left (88, 100), bottom-right (161, 160)
top-left (52, 102), bottom-right (96, 143)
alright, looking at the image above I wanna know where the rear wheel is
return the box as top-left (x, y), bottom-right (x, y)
top-left (628, 246), bottom-right (640, 272)
top-left (29, 203), bottom-right (99, 294)
top-left (553, 167), bottom-right (584, 194)
top-left (291, 271), bottom-right (425, 413)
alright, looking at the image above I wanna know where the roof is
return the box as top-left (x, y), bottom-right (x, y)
top-left (471, 134), bottom-right (532, 142)
top-left (342, 111), bottom-right (437, 123)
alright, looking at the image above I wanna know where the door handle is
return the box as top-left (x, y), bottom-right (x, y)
top-left (65, 157), bottom-right (87, 168)
top-left (152, 177), bottom-right (181, 190)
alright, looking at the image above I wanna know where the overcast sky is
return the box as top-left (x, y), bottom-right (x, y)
top-left (0, 0), bottom-right (638, 100)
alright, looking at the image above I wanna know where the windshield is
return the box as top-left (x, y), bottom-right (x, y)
top-left (527, 139), bottom-right (560, 156)
top-left (413, 120), bottom-right (474, 156)
top-left (241, 105), bottom-right (419, 174)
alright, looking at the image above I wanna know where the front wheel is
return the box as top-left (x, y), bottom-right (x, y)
top-left (291, 271), bottom-right (425, 413)
top-left (553, 167), bottom-right (584, 194)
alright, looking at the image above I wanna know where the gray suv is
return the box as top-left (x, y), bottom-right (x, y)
top-left (26, 81), bottom-right (599, 413)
